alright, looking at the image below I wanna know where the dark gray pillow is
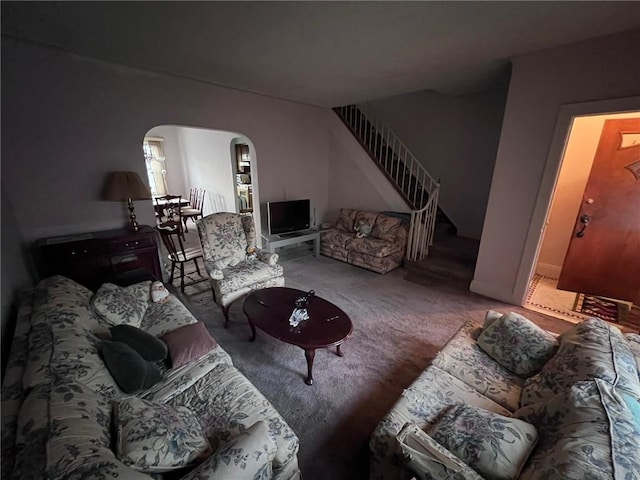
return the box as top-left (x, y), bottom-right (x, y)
top-left (100, 340), bottom-right (162, 393)
top-left (110, 324), bottom-right (168, 361)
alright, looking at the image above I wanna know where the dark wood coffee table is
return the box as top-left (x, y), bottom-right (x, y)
top-left (243, 287), bottom-right (353, 385)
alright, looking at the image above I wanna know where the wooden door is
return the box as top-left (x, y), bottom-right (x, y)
top-left (557, 117), bottom-right (640, 303)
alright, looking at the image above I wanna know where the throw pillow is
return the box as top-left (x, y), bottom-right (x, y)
top-left (161, 321), bottom-right (218, 369)
top-left (150, 281), bottom-right (170, 303)
top-left (115, 396), bottom-right (212, 472)
top-left (179, 421), bottom-right (277, 480)
top-left (477, 312), bottom-right (558, 377)
top-left (100, 340), bottom-right (162, 393)
top-left (336, 208), bottom-right (357, 232)
top-left (429, 404), bottom-right (538, 480)
top-left (110, 324), bottom-right (168, 361)
top-left (91, 281), bottom-right (151, 327)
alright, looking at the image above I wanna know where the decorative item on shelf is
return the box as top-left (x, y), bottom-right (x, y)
top-left (103, 171), bottom-right (152, 232)
top-left (289, 290), bottom-right (315, 327)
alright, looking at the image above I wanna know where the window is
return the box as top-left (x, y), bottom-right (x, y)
top-left (143, 137), bottom-right (167, 196)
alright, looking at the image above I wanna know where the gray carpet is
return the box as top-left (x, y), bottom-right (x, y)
top-left (174, 253), bottom-right (574, 480)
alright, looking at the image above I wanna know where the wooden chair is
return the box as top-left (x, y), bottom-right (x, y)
top-left (157, 222), bottom-right (204, 293)
top-left (155, 194), bottom-right (185, 239)
top-left (181, 188), bottom-right (205, 232)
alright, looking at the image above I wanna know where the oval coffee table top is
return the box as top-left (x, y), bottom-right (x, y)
top-left (243, 287), bottom-right (352, 350)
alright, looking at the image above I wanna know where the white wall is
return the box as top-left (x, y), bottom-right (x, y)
top-left (369, 89), bottom-right (508, 239)
top-left (1, 38), bottom-right (330, 244)
top-left (326, 115), bottom-right (409, 222)
top-left (472, 29), bottom-right (640, 303)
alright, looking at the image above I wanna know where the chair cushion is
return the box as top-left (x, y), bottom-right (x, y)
top-left (91, 282), bottom-right (151, 328)
top-left (476, 311), bottom-right (558, 377)
top-left (115, 396), bottom-right (212, 472)
top-left (217, 261), bottom-right (284, 296)
top-left (429, 404), bottom-right (538, 480)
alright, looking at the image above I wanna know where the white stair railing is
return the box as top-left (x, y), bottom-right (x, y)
top-left (334, 104), bottom-right (440, 261)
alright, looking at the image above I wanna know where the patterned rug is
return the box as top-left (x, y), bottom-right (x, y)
top-left (526, 274), bottom-right (639, 331)
top-left (574, 293), bottom-right (632, 325)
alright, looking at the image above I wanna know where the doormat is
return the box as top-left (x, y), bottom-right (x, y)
top-left (573, 294), bottom-right (631, 325)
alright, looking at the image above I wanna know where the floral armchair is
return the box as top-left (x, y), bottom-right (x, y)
top-left (196, 213), bottom-right (285, 327)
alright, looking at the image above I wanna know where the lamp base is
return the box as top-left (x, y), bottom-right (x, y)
top-left (127, 198), bottom-right (140, 231)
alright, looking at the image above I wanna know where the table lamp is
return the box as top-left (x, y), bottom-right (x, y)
top-left (103, 171), bottom-right (152, 231)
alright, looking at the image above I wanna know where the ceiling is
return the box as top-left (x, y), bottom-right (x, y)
top-left (3, 2), bottom-right (640, 107)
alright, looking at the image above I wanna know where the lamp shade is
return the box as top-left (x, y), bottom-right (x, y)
top-left (103, 171), bottom-right (151, 201)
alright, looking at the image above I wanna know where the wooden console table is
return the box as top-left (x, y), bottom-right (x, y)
top-left (36, 225), bottom-right (162, 290)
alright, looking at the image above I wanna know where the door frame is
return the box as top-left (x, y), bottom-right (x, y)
top-left (513, 96), bottom-right (640, 305)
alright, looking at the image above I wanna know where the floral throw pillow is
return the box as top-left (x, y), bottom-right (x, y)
top-left (477, 311), bottom-right (558, 377)
top-left (91, 281), bottom-right (151, 328)
top-left (429, 404), bottom-right (538, 480)
top-left (115, 396), bottom-right (212, 472)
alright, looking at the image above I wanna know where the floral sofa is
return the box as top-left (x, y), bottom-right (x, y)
top-left (320, 208), bottom-right (408, 274)
top-left (1, 275), bottom-right (301, 480)
top-left (370, 311), bottom-right (640, 480)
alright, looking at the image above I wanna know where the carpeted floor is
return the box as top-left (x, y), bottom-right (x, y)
top-left (170, 249), bottom-right (574, 480)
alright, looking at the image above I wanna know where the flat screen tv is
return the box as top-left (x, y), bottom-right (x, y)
top-left (267, 199), bottom-right (310, 236)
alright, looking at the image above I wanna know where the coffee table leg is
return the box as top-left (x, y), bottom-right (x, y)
top-left (248, 318), bottom-right (257, 342)
top-left (336, 343), bottom-right (344, 357)
top-left (304, 349), bottom-right (315, 385)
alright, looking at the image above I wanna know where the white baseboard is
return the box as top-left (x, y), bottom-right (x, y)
top-left (469, 279), bottom-right (514, 304)
top-left (535, 263), bottom-right (561, 279)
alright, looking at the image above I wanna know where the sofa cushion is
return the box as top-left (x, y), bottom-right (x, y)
top-left (372, 214), bottom-right (403, 242)
top-left (336, 208), bottom-right (358, 232)
top-left (395, 422), bottom-right (484, 480)
top-left (430, 404), bottom-right (538, 480)
top-left (46, 382), bottom-right (149, 480)
top-left (520, 318), bottom-right (640, 406)
top-left (99, 340), bottom-right (163, 393)
top-left (477, 312), bottom-right (558, 377)
top-left (115, 396), bottom-right (212, 472)
top-left (433, 320), bottom-right (525, 411)
top-left (347, 237), bottom-right (403, 257)
top-left (320, 228), bottom-right (355, 249)
top-left (110, 324), bottom-right (168, 361)
top-left (515, 379), bottom-right (640, 480)
top-left (161, 321), bottom-right (217, 369)
top-left (91, 281), bottom-right (151, 327)
top-left (180, 421), bottom-right (277, 480)
top-left (140, 293), bottom-right (199, 337)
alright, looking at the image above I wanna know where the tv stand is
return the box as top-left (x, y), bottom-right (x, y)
top-left (261, 230), bottom-right (320, 258)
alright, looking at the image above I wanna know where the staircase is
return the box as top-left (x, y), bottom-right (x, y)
top-left (334, 104), bottom-right (479, 283)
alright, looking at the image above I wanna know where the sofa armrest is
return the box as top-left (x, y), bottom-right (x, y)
top-left (180, 421), bottom-right (277, 480)
top-left (255, 247), bottom-right (278, 266)
top-left (395, 423), bottom-right (483, 480)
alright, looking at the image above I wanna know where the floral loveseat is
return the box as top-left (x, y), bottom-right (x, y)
top-left (1, 275), bottom-right (301, 480)
top-left (370, 312), bottom-right (640, 480)
top-left (320, 208), bottom-right (408, 274)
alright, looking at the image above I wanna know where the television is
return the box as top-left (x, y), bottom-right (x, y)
top-left (267, 199), bottom-right (311, 236)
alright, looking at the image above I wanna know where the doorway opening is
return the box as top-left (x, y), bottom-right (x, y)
top-left (523, 111), bottom-right (640, 330)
